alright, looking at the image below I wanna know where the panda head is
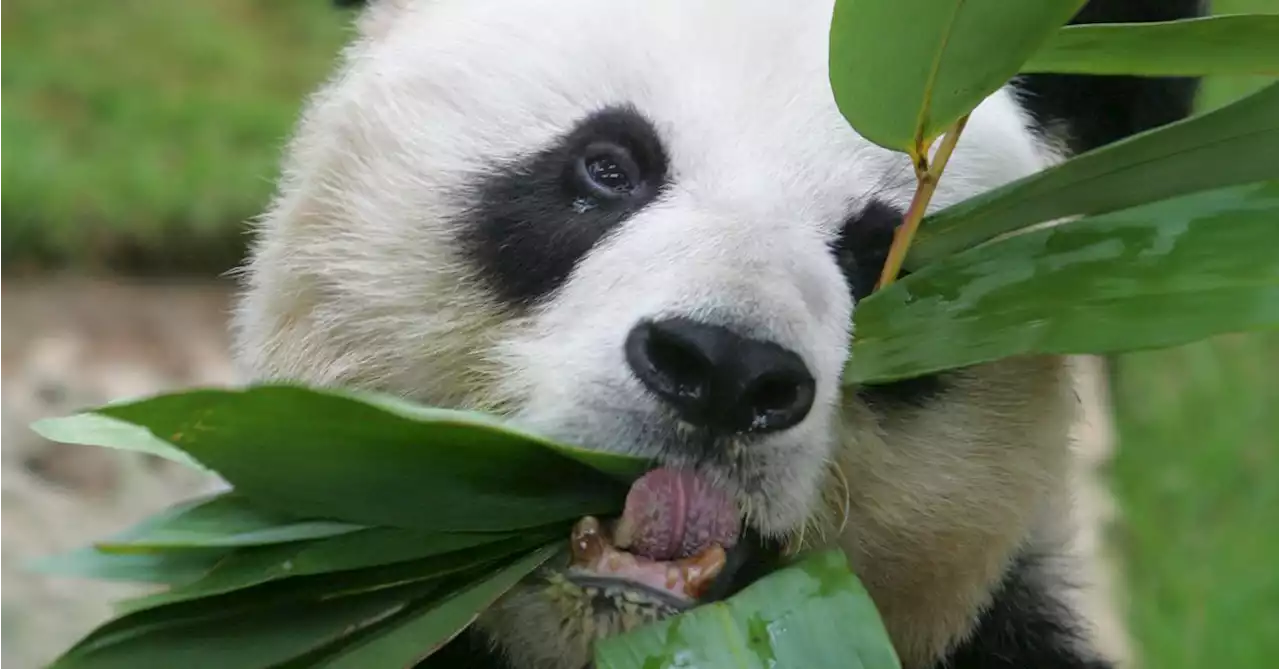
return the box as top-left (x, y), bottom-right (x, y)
top-left (234, 0), bottom-right (1080, 666)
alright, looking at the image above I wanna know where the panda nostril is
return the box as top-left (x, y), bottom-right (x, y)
top-left (626, 321), bottom-right (716, 412)
top-left (746, 373), bottom-right (801, 413)
top-left (644, 327), bottom-right (710, 400)
top-left (742, 369), bottom-right (815, 431)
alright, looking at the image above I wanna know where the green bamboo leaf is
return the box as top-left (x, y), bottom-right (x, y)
top-left (847, 182), bottom-right (1279, 384)
top-left (316, 544), bottom-right (562, 668)
top-left (595, 549), bottom-right (899, 669)
top-left (30, 411), bottom-right (208, 472)
top-left (267, 595), bottom-right (447, 669)
top-left (37, 385), bottom-right (647, 532)
top-left (93, 492), bottom-right (364, 552)
top-left (111, 530), bottom-right (552, 616)
top-left (286, 526), bottom-right (533, 575)
top-left (1022, 15), bottom-right (1279, 77)
top-left (907, 81), bottom-right (1278, 269)
top-left (110, 543), bottom-right (313, 615)
top-left (59, 535), bottom-right (543, 660)
top-left (342, 387), bottom-right (650, 483)
top-left (27, 545), bottom-right (228, 586)
top-left (51, 579), bottom-right (443, 669)
top-left (829, 0), bottom-right (1085, 152)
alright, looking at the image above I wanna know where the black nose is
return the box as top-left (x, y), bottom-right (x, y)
top-left (624, 318), bottom-right (816, 434)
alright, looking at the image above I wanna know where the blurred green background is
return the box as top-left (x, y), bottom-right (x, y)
top-left (1, 0), bottom-right (351, 274)
top-left (1, 1), bottom-right (1275, 669)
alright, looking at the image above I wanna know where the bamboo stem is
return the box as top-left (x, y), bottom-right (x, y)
top-left (875, 114), bottom-right (970, 290)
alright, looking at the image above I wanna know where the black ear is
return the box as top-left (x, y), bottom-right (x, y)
top-left (1015, 0), bottom-right (1207, 154)
top-left (333, 0), bottom-right (367, 8)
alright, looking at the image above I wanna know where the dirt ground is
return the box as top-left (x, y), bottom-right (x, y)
top-left (1, 277), bottom-right (234, 669)
top-left (0, 276), bottom-right (1132, 668)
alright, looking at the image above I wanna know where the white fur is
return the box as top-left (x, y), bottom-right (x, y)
top-left (233, 1), bottom-right (1085, 668)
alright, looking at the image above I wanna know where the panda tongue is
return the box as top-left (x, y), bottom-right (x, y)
top-left (614, 468), bottom-right (741, 560)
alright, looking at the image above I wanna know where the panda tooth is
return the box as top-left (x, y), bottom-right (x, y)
top-left (620, 589), bottom-right (649, 604)
top-left (570, 516), bottom-right (606, 566)
top-left (678, 543), bottom-right (728, 598)
top-left (620, 600), bottom-right (642, 618)
top-left (613, 514), bottom-right (637, 549)
top-left (665, 564), bottom-right (681, 591)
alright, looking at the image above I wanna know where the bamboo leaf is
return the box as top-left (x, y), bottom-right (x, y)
top-left (316, 544), bottom-right (562, 668)
top-left (111, 530), bottom-right (553, 616)
top-left (907, 81), bottom-right (1278, 269)
top-left (35, 385), bottom-right (647, 532)
top-left (829, 0), bottom-right (1084, 152)
top-left (1023, 14), bottom-right (1279, 77)
top-left (595, 549), bottom-right (899, 669)
top-left (27, 546), bottom-right (228, 586)
top-left (93, 492), bottom-right (364, 552)
top-left (50, 579), bottom-right (443, 669)
top-left (59, 535), bottom-right (545, 661)
top-left (345, 388), bottom-right (650, 483)
top-left (30, 412), bottom-right (208, 472)
top-left (847, 182), bottom-right (1279, 384)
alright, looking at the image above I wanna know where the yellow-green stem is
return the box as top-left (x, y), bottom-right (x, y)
top-left (876, 114), bottom-right (970, 290)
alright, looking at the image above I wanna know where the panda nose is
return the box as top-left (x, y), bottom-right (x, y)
top-left (624, 318), bottom-right (816, 434)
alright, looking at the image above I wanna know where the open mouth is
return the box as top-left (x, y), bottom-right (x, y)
top-left (562, 468), bottom-right (746, 611)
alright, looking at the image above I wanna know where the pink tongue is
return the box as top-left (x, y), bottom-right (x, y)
top-left (614, 468), bottom-right (741, 561)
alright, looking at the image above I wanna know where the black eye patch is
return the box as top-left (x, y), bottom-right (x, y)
top-left (830, 200), bottom-right (904, 304)
top-left (831, 200), bottom-right (946, 408)
top-left (462, 105), bottom-right (669, 307)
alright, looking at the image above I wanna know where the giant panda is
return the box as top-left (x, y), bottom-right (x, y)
top-left (231, 1), bottom-right (1201, 667)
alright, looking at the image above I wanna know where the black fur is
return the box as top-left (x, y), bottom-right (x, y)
top-left (462, 106), bottom-right (670, 306)
top-left (1014, 0), bottom-right (1205, 154)
top-left (832, 200), bottom-right (948, 408)
top-left (831, 200), bottom-right (905, 305)
top-left (422, 630), bottom-right (513, 669)
top-left (939, 553), bottom-right (1112, 669)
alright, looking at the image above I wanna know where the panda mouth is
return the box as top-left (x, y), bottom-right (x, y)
top-left (562, 467), bottom-right (743, 609)
top-left (566, 516), bottom-right (728, 608)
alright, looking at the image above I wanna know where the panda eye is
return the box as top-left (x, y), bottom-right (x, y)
top-left (574, 142), bottom-right (642, 199)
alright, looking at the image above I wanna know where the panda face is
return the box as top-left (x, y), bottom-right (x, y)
top-left (234, 0), bottom-right (1072, 666)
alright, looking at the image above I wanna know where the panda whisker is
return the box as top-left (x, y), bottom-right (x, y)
top-left (829, 456), bottom-right (852, 538)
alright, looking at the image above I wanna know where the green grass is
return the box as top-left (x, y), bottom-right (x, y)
top-left (1109, 333), bottom-right (1278, 668)
top-left (1, 0), bottom-right (353, 273)
top-left (1107, 2), bottom-right (1278, 665)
